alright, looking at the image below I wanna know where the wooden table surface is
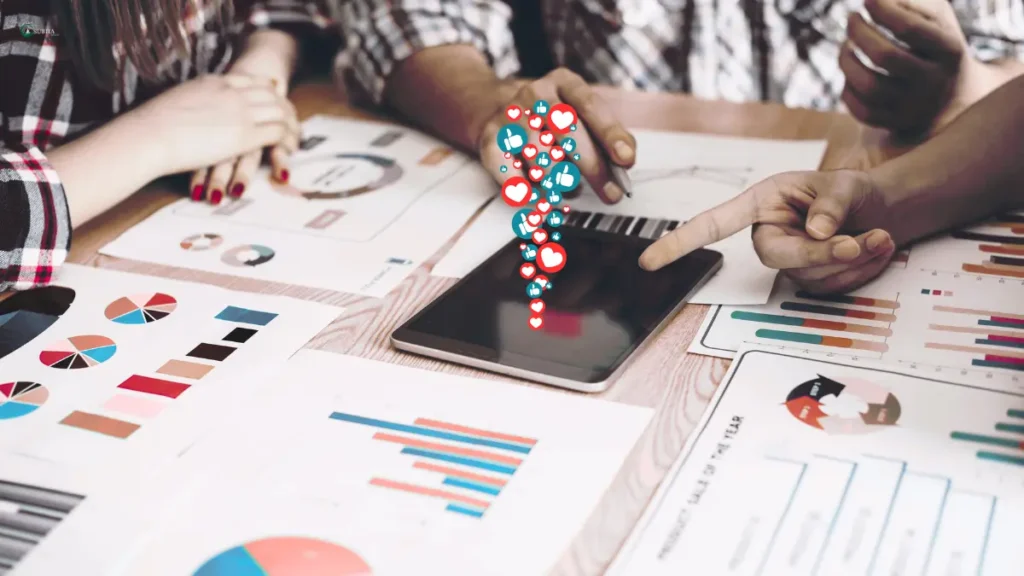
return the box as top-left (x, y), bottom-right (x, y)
top-left (70, 79), bottom-right (889, 576)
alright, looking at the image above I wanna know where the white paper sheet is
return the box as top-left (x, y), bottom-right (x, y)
top-left (432, 131), bottom-right (827, 305)
top-left (118, 351), bottom-right (653, 576)
top-left (610, 347), bottom-right (1024, 576)
top-left (687, 226), bottom-right (1024, 389)
top-left (100, 116), bottom-right (494, 298)
top-left (0, 264), bottom-right (340, 484)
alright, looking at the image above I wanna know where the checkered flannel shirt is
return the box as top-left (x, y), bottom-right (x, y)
top-left (0, 0), bottom-right (333, 292)
top-left (340, 0), bottom-right (1024, 107)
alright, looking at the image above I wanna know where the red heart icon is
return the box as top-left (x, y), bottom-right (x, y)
top-left (528, 167), bottom-right (545, 182)
top-left (528, 315), bottom-right (544, 330)
top-left (520, 243), bottom-right (527, 250)
top-left (519, 262), bottom-right (536, 279)
top-left (537, 242), bottom-right (566, 273)
top-left (547, 103), bottom-right (577, 134)
top-left (506, 105), bottom-right (522, 121)
top-left (528, 116), bottom-right (544, 130)
top-left (562, 206), bottom-right (571, 213)
top-left (539, 131), bottom-right (554, 146)
top-left (529, 299), bottom-right (546, 314)
top-left (513, 159), bottom-right (522, 169)
top-left (522, 145), bottom-right (538, 160)
top-left (533, 230), bottom-right (548, 244)
top-left (501, 176), bottom-right (531, 207)
top-left (535, 275), bottom-right (550, 288)
top-left (550, 146), bottom-right (565, 161)
top-left (526, 212), bottom-right (542, 227)
top-left (536, 201), bottom-right (551, 214)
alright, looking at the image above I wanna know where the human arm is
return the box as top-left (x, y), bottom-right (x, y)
top-left (638, 73), bottom-right (1024, 291)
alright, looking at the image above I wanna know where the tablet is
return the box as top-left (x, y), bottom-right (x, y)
top-left (391, 227), bottom-right (722, 392)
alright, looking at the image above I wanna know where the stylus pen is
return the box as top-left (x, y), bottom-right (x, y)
top-left (610, 165), bottom-right (633, 199)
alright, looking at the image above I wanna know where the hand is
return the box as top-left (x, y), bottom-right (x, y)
top-left (134, 74), bottom-right (298, 195)
top-left (475, 68), bottom-right (637, 204)
top-left (841, 0), bottom-right (972, 135)
top-left (189, 31), bottom-right (300, 204)
top-left (638, 170), bottom-right (899, 293)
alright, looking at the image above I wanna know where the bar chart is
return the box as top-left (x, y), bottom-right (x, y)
top-left (329, 412), bottom-right (537, 518)
top-left (951, 409), bottom-right (1024, 467)
top-left (909, 212), bottom-right (1024, 281)
top-left (924, 306), bottom-right (1024, 374)
top-left (0, 479), bottom-right (84, 574)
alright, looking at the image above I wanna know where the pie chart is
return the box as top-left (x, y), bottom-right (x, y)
top-left (0, 286), bottom-right (75, 359)
top-left (194, 537), bottom-right (372, 576)
top-left (0, 382), bottom-right (48, 419)
top-left (181, 233), bottom-right (224, 251)
top-left (221, 245), bottom-right (275, 267)
top-left (105, 293), bottom-right (178, 325)
top-left (39, 335), bottom-right (117, 369)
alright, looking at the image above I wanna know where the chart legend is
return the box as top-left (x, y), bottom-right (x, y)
top-left (329, 412), bottom-right (537, 518)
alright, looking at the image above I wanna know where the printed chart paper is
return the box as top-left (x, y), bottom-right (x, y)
top-left (120, 351), bottom-right (653, 576)
top-left (611, 348), bottom-right (1024, 576)
top-left (0, 264), bottom-right (340, 484)
top-left (432, 131), bottom-right (827, 305)
top-left (100, 116), bottom-right (494, 297)
top-left (689, 223), bottom-right (1024, 389)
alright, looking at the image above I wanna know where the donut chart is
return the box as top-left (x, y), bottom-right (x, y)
top-left (105, 293), bottom-right (178, 325)
top-left (0, 382), bottom-right (48, 419)
top-left (39, 335), bottom-right (117, 369)
top-left (221, 245), bottom-right (275, 268)
top-left (275, 153), bottom-right (403, 200)
top-left (180, 233), bottom-right (224, 251)
top-left (194, 537), bottom-right (372, 576)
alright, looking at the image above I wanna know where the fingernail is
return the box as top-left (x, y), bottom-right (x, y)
top-left (603, 181), bottom-right (624, 203)
top-left (807, 215), bottom-right (838, 238)
top-left (866, 230), bottom-right (891, 252)
top-left (832, 237), bottom-right (862, 261)
top-left (613, 141), bottom-right (634, 163)
top-left (279, 169), bottom-right (290, 182)
top-left (231, 183), bottom-right (245, 198)
top-left (191, 185), bottom-right (203, 201)
top-left (210, 189), bottom-right (223, 205)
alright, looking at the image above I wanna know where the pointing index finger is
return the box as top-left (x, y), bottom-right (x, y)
top-left (638, 183), bottom-right (762, 270)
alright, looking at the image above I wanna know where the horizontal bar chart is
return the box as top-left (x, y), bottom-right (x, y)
top-left (754, 329), bottom-right (889, 352)
top-left (793, 291), bottom-right (900, 310)
top-left (373, 432), bottom-right (524, 467)
top-left (977, 451), bottom-right (1024, 466)
top-left (953, 230), bottom-right (1024, 246)
top-left (0, 480), bottom-right (83, 572)
top-left (929, 324), bottom-right (1024, 339)
top-left (330, 413), bottom-right (534, 454)
top-left (369, 478), bottom-right (491, 510)
top-left (780, 301), bottom-right (897, 322)
top-left (214, 306), bottom-right (278, 326)
top-left (933, 306), bottom-right (1024, 322)
top-left (963, 263), bottom-right (1024, 278)
top-left (979, 243), bottom-right (1024, 256)
top-left (950, 431), bottom-right (1024, 451)
top-left (731, 311), bottom-right (891, 336)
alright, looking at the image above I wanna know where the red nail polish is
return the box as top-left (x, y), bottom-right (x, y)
top-left (231, 183), bottom-right (245, 197)
top-left (279, 169), bottom-right (290, 182)
top-left (191, 185), bottom-right (203, 201)
top-left (211, 189), bottom-right (223, 205)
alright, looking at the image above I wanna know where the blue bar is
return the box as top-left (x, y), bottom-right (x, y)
top-left (401, 447), bottom-right (517, 474)
top-left (979, 319), bottom-right (1024, 330)
top-left (443, 477), bottom-right (502, 496)
top-left (995, 423), bottom-right (1024, 435)
top-left (215, 306), bottom-right (278, 326)
top-left (329, 412), bottom-right (532, 454)
top-left (976, 338), bottom-right (1024, 350)
top-left (977, 451), bottom-right (1024, 466)
top-left (978, 496), bottom-right (998, 574)
top-left (446, 503), bottom-right (485, 518)
top-left (1009, 409), bottom-right (1024, 419)
top-left (971, 359), bottom-right (1024, 372)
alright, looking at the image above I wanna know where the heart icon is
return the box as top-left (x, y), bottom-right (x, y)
top-left (520, 263), bottom-right (536, 279)
top-left (535, 275), bottom-right (550, 288)
top-left (562, 206), bottom-right (571, 213)
top-left (539, 131), bottom-right (554, 146)
top-left (528, 316), bottom-right (544, 330)
top-left (530, 299), bottom-right (546, 314)
top-left (533, 229), bottom-right (548, 244)
top-left (528, 167), bottom-right (545, 182)
top-left (526, 212), bottom-right (542, 227)
top-left (529, 115), bottom-right (543, 130)
top-left (513, 159), bottom-right (522, 169)
top-left (522, 145), bottom-right (538, 159)
top-left (550, 146), bottom-right (565, 161)
top-left (501, 176), bottom-right (530, 207)
top-left (548, 104), bottom-right (577, 134)
top-left (538, 243), bottom-right (566, 273)
top-left (506, 105), bottom-right (522, 121)
top-left (536, 201), bottom-right (551, 214)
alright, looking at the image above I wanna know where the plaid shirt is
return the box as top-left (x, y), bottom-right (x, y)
top-left (0, 0), bottom-right (333, 292)
top-left (340, 0), bottom-right (1024, 108)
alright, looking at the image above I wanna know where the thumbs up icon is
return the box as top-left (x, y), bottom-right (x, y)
top-left (555, 165), bottom-right (575, 189)
top-left (503, 128), bottom-right (524, 151)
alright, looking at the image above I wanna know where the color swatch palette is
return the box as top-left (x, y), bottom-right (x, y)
top-left (60, 305), bottom-right (278, 439)
top-left (0, 381), bottom-right (48, 420)
top-left (39, 335), bottom-right (117, 369)
top-left (331, 412), bottom-right (537, 518)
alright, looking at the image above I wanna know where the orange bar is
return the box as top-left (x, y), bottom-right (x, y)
top-left (819, 336), bottom-right (889, 353)
top-left (963, 263), bottom-right (1024, 279)
top-left (929, 324), bottom-right (1024, 339)
top-left (413, 418), bottom-right (537, 446)
top-left (980, 244), bottom-right (1024, 256)
top-left (373, 432), bottom-right (523, 466)
top-left (802, 318), bottom-right (892, 336)
top-left (413, 461), bottom-right (509, 487)
top-left (934, 306), bottom-right (1024, 322)
top-left (370, 478), bottom-right (491, 509)
top-left (925, 342), bottom-right (1024, 360)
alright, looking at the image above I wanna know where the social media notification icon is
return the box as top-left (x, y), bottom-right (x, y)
top-left (497, 123), bottom-right (528, 154)
top-left (560, 137), bottom-right (576, 153)
top-left (512, 208), bottom-right (542, 240)
top-left (551, 161), bottom-right (581, 192)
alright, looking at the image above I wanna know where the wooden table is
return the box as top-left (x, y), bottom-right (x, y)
top-left (70, 80), bottom-right (886, 576)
